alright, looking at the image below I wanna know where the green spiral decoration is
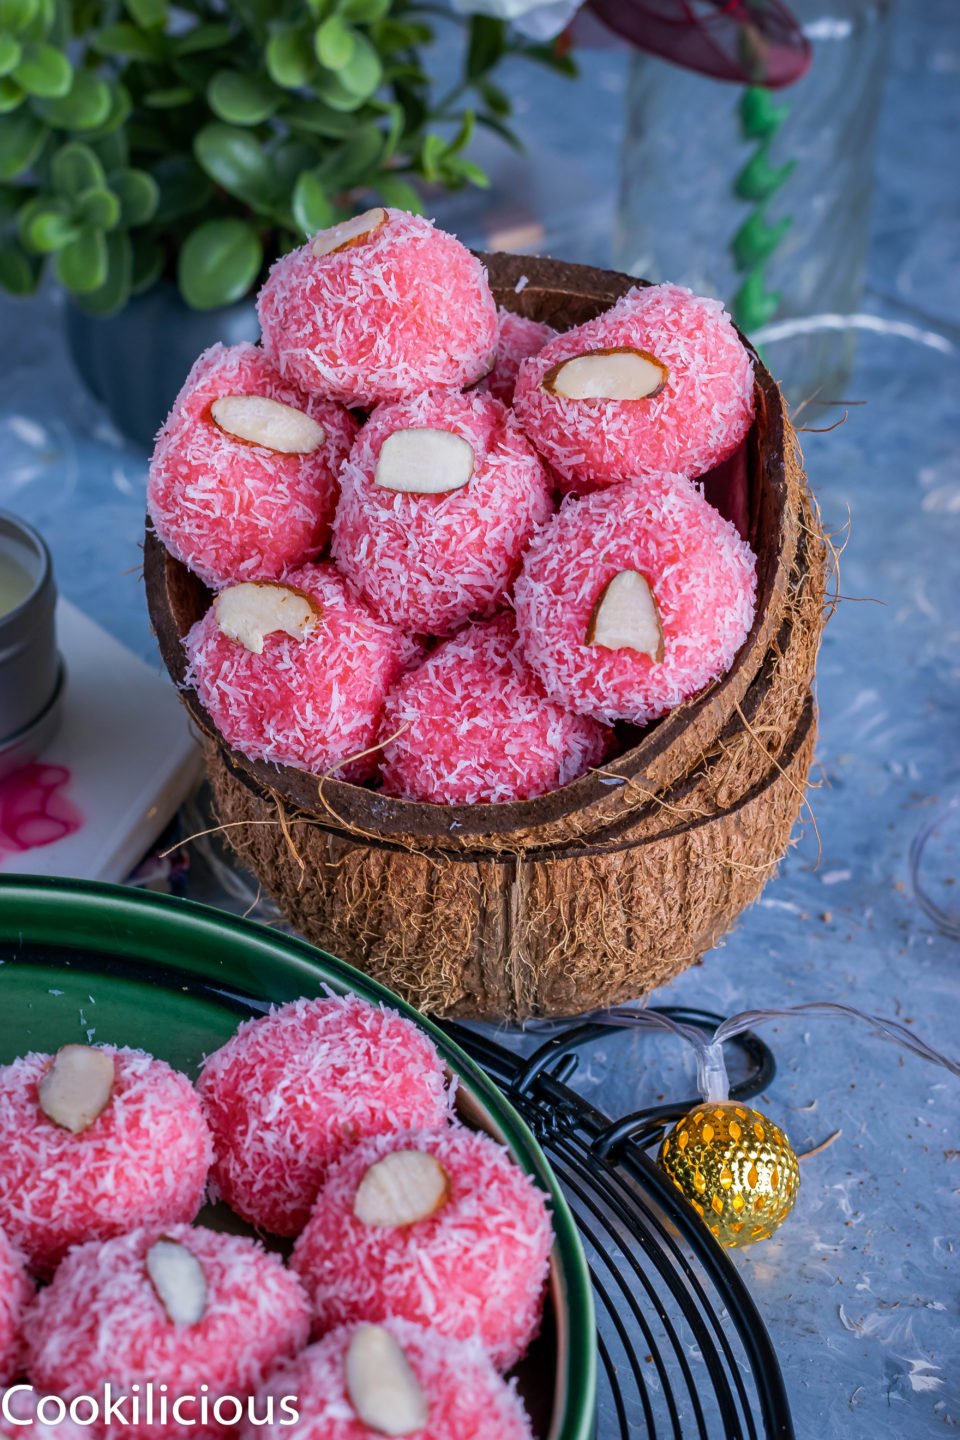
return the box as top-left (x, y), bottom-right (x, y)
top-left (731, 85), bottom-right (796, 333)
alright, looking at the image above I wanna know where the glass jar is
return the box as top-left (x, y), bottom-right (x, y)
top-left (614, 1), bottom-right (894, 401)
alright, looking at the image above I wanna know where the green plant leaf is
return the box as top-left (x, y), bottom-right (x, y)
top-left (208, 70), bottom-right (278, 126)
top-left (34, 70), bottom-right (112, 129)
top-left (72, 228), bottom-right (130, 313)
top-left (419, 131), bottom-right (445, 184)
top-left (0, 109), bottom-right (45, 178)
top-left (13, 41), bottom-right (70, 97)
top-left (0, 76), bottom-right (23, 111)
top-left (194, 122), bottom-right (275, 207)
top-left (151, 153), bottom-right (211, 222)
top-left (446, 108), bottom-right (474, 157)
top-left (143, 86), bottom-right (193, 108)
top-left (175, 21), bottom-right (232, 56)
top-left (266, 25), bottom-right (316, 89)
top-left (131, 232), bottom-right (163, 292)
top-left (291, 168), bottom-right (333, 236)
top-left (375, 172), bottom-right (422, 214)
top-left (467, 15), bottom-right (505, 80)
top-left (82, 81), bottom-right (132, 139)
top-left (338, 31), bottom-right (381, 98)
top-left (0, 233), bottom-right (39, 292)
top-left (0, 0), bottom-right (37, 33)
top-left (124, 0), bottom-right (167, 28)
top-left (340, 0), bottom-right (390, 21)
top-left (178, 216), bottom-right (261, 309)
top-left (447, 155), bottom-right (489, 188)
top-left (92, 128), bottom-right (128, 171)
top-left (314, 15), bottom-right (354, 70)
top-left (110, 166), bottom-right (158, 225)
top-left (93, 22), bottom-right (159, 59)
top-left (312, 68), bottom-right (365, 112)
top-left (0, 35), bottom-right (22, 76)
top-left (17, 194), bottom-right (79, 251)
top-left (50, 140), bottom-right (105, 197)
top-left (76, 184), bottom-right (119, 229)
top-left (283, 97), bottom-right (359, 137)
top-left (55, 223), bottom-right (107, 291)
top-left (316, 120), bottom-right (381, 189)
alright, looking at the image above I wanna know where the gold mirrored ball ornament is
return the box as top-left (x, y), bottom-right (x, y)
top-left (658, 1102), bottom-right (800, 1248)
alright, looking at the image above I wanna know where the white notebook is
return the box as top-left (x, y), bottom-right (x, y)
top-left (0, 600), bottom-right (203, 881)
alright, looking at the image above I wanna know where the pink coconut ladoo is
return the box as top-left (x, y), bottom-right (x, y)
top-left (197, 995), bottom-right (453, 1238)
top-left (0, 1229), bottom-right (31, 1384)
top-left (291, 1124), bottom-right (552, 1371)
top-left (147, 343), bottom-right (357, 588)
top-left (257, 208), bottom-right (498, 407)
top-left (514, 475), bottom-right (758, 726)
top-left (23, 1226), bottom-right (310, 1440)
top-left (480, 307), bottom-right (557, 407)
top-left (0, 1046), bottom-right (212, 1277)
top-left (379, 614), bottom-right (614, 805)
top-left (331, 389), bottom-right (553, 637)
top-left (513, 283), bottom-right (755, 493)
top-left (238, 1319), bottom-right (535, 1440)
top-left (183, 563), bottom-right (418, 780)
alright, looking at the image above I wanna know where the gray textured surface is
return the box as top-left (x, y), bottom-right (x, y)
top-left (0, 3), bottom-right (957, 1435)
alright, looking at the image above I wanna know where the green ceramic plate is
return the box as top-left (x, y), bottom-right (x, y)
top-left (0, 875), bottom-right (596, 1440)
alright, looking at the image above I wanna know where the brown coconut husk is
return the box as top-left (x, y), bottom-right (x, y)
top-left (144, 252), bottom-right (829, 1019)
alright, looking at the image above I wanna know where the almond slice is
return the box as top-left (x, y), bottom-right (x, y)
top-left (542, 347), bottom-right (667, 401)
top-left (375, 428), bottom-right (474, 495)
top-left (312, 207), bottom-right (388, 258)
top-left (37, 1045), bottom-right (115, 1134)
top-left (146, 1238), bottom-right (208, 1327)
top-left (345, 1325), bottom-right (428, 1436)
top-left (210, 395), bottom-right (326, 455)
top-left (354, 1149), bottom-right (450, 1228)
top-left (214, 582), bottom-right (321, 655)
top-left (587, 570), bottom-right (665, 660)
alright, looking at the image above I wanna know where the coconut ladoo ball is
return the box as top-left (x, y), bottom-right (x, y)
top-left (23, 1226), bottom-right (310, 1440)
top-left (238, 1320), bottom-right (535, 1440)
top-left (197, 995), bottom-right (452, 1238)
top-left (0, 1045), bottom-right (212, 1277)
top-left (331, 389), bottom-right (554, 637)
top-left (147, 343), bottom-right (357, 588)
top-left (513, 283), bottom-right (756, 492)
top-left (257, 208), bottom-right (498, 408)
top-left (291, 1125), bottom-right (553, 1370)
top-left (480, 306), bottom-right (557, 407)
top-left (514, 475), bottom-right (757, 726)
top-left (183, 563), bottom-right (418, 780)
top-left (0, 1229), bottom-right (32, 1383)
top-left (379, 615), bottom-right (614, 805)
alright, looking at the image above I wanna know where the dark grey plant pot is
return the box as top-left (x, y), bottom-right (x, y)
top-left (65, 283), bottom-right (261, 451)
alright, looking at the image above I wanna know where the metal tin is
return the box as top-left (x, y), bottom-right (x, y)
top-left (0, 511), bottom-right (62, 771)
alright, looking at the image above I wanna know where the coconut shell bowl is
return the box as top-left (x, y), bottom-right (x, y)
top-left (145, 253), bottom-right (827, 1022)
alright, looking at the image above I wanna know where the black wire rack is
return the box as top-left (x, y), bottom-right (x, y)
top-left (444, 1008), bottom-right (794, 1440)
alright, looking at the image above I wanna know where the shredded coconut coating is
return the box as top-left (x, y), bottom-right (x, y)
top-left (23, 1225), bottom-right (310, 1440)
top-left (238, 1319), bottom-right (535, 1440)
top-left (479, 307), bottom-right (556, 407)
top-left (379, 614), bottom-right (614, 805)
top-left (1, 1390), bottom-right (87, 1438)
top-left (0, 1048), bottom-right (213, 1278)
top-left (198, 995), bottom-right (453, 1238)
top-left (183, 563), bottom-right (418, 780)
top-left (514, 475), bottom-right (758, 725)
top-left (147, 343), bottom-right (357, 588)
top-left (257, 210), bottom-right (498, 407)
top-left (292, 1124), bottom-right (553, 1371)
top-left (0, 1230), bottom-right (32, 1384)
top-left (332, 390), bottom-right (553, 636)
top-left (513, 283), bottom-right (756, 492)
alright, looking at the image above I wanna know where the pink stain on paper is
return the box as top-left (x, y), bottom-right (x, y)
top-left (0, 763), bottom-right (83, 862)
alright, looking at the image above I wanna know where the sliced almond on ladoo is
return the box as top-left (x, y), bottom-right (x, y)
top-left (146, 1238), bottom-right (208, 1326)
top-left (37, 1045), bottom-right (115, 1134)
top-left (214, 582), bottom-right (321, 655)
top-left (375, 428), bottom-right (475, 495)
top-left (587, 570), bottom-right (665, 660)
top-left (210, 395), bottom-right (326, 455)
top-left (345, 1324), bottom-right (429, 1436)
top-left (312, 207), bottom-right (388, 258)
top-left (542, 347), bottom-right (667, 401)
top-left (354, 1149), bottom-right (451, 1228)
